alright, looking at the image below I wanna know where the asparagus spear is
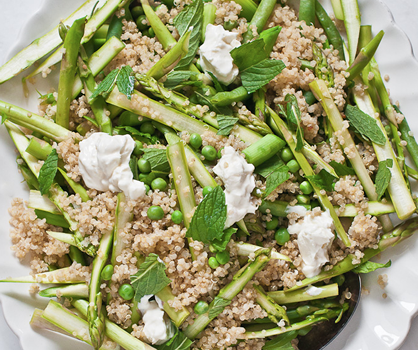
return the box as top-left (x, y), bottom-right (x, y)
top-left (183, 250), bottom-right (271, 339)
top-left (341, 0), bottom-right (361, 64)
top-left (242, 0), bottom-right (277, 43)
top-left (39, 283), bottom-right (89, 298)
top-left (353, 79), bottom-right (416, 220)
top-left (235, 242), bottom-right (291, 262)
top-left (0, 267), bottom-right (87, 284)
top-left (56, 18), bottom-right (86, 129)
top-left (24, 0), bottom-right (128, 83)
top-left (202, 3), bottom-right (217, 42)
top-left (268, 283), bottom-right (339, 304)
top-left (267, 106), bottom-right (351, 247)
top-left (88, 226), bottom-right (114, 349)
top-left (167, 141), bottom-right (197, 260)
top-left (254, 284), bottom-right (289, 325)
top-left (312, 42), bottom-right (334, 86)
top-left (287, 218), bottom-right (418, 291)
top-left (72, 299), bottom-right (157, 350)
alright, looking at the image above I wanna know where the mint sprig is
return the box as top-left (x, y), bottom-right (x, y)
top-left (264, 165), bottom-right (290, 197)
top-left (353, 260), bottom-right (391, 274)
top-left (375, 159), bottom-right (393, 200)
top-left (216, 115), bottom-right (239, 136)
top-left (91, 65), bottom-right (135, 100)
top-left (307, 169), bottom-right (338, 192)
top-left (39, 149), bottom-right (59, 195)
top-left (130, 253), bottom-right (171, 302)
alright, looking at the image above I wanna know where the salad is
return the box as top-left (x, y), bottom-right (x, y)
top-left (0, 0), bottom-right (417, 349)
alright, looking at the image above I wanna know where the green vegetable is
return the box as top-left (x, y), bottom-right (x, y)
top-left (38, 149), bottom-right (59, 195)
top-left (208, 257), bottom-right (220, 269)
top-left (151, 177), bottom-right (168, 191)
top-left (147, 206), bottom-right (165, 220)
top-left (190, 133), bottom-right (202, 149)
top-left (216, 250), bottom-right (230, 265)
top-left (329, 161), bottom-right (356, 176)
top-left (263, 331), bottom-right (298, 350)
top-left (202, 186), bottom-right (214, 197)
top-left (194, 301), bottom-right (209, 315)
top-left (297, 195), bottom-right (310, 205)
top-left (242, 134), bottom-right (286, 167)
top-left (299, 0), bottom-right (315, 25)
top-left (300, 181), bottom-right (313, 195)
top-left (201, 145), bottom-right (217, 161)
top-left (375, 159), bottom-right (393, 200)
top-left (242, 0), bottom-right (277, 43)
top-left (137, 158), bottom-right (151, 173)
top-left (264, 166), bottom-right (290, 197)
top-left (130, 253), bottom-right (171, 302)
top-left (133, 141), bottom-right (144, 156)
top-left (281, 147), bottom-right (293, 162)
top-left (118, 283), bottom-right (135, 300)
top-left (173, 0), bottom-right (204, 69)
top-left (286, 159), bottom-right (300, 174)
top-left (156, 328), bottom-right (193, 350)
top-left (171, 210), bottom-right (184, 224)
top-left (91, 66), bottom-right (135, 100)
top-left (353, 260), bottom-right (391, 274)
top-left (265, 217), bottom-right (279, 230)
top-left (240, 59), bottom-right (286, 94)
top-left (345, 105), bottom-right (386, 145)
top-left (275, 228), bottom-right (290, 245)
top-left (140, 121), bottom-right (155, 135)
top-left (101, 265), bottom-right (114, 281)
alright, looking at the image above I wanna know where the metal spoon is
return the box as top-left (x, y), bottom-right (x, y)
top-left (297, 272), bottom-right (362, 350)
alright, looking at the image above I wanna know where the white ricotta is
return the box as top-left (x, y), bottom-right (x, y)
top-left (213, 146), bottom-right (257, 228)
top-left (137, 295), bottom-right (173, 345)
top-left (199, 24), bottom-right (240, 85)
top-left (287, 209), bottom-right (335, 278)
top-left (306, 286), bottom-right (323, 296)
top-left (78, 132), bottom-right (146, 200)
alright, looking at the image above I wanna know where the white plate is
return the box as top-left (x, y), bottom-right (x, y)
top-left (0, 1), bottom-right (418, 349)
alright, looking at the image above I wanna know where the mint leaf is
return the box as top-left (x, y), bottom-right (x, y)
top-left (307, 169), bottom-right (337, 192)
top-left (263, 331), bottom-right (299, 350)
top-left (207, 72), bottom-right (226, 92)
top-left (259, 26), bottom-right (282, 56)
top-left (375, 159), bottom-right (393, 200)
top-left (216, 115), bottom-right (239, 136)
top-left (116, 125), bottom-right (160, 144)
top-left (156, 329), bottom-right (192, 350)
top-left (230, 39), bottom-right (267, 71)
top-left (240, 59), bottom-right (286, 93)
top-left (116, 65), bottom-right (135, 100)
top-left (255, 156), bottom-right (285, 178)
top-left (186, 186), bottom-right (227, 243)
top-left (211, 227), bottom-right (237, 252)
top-left (143, 148), bottom-right (171, 173)
top-left (264, 165), bottom-right (290, 197)
top-left (208, 296), bottom-right (231, 319)
top-left (295, 126), bottom-right (304, 152)
top-left (130, 253), bottom-right (171, 302)
top-left (345, 105), bottom-right (386, 146)
top-left (353, 260), bottom-right (391, 274)
top-left (174, 0), bottom-right (203, 69)
top-left (164, 71), bottom-right (201, 89)
top-left (329, 161), bottom-right (356, 176)
top-left (91, 68), bottom-right (119, 100)
top-left (39, 149), bottom-right (59, 195)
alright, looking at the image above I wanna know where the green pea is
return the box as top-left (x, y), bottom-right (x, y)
top-left (190, 133), bottom-right (202, 149)
top-left (139, 172), bottom-right (156, 185)
top-left (151, 177), bottom-right (167, 191)
top-left (118, 111), bottom-right (141, 126)
top-left (147, 27), bottom-right (155, 38)
top-left (140, 121), bottom-right (155, 135)
top-left (133, 140), bottom-right (143, 156)
top-left (101, 264), bottom-right (114, 281)
top-left (202, 145), bottom-right (217, 161)
top-left (209, 244), bottom-right (218, 253)
top-left (208, 257), bottom-right (220, 269)
top-left (144, 184), bottom-right (150, 194)
top-left (147, 205), bottom-right (164, 220)
top-left (223, 20), bottom-right (238, 31)
top-left (300, 181), bottom-right (313, 195)
top-left (171, 210), bottom-right (183, 224)
top-left (118, 283), bottom-right (135, 300)
top-left (194, 301), bottom-right (209, 315)
top-left (215, 250), bottom-right (230, 265)
top-left (217, 147), bottom-right (224, 159)
top-left (385, 125), bottom-right (392, 137)
top-left (202, 186), bottom-right (214, 197)
top-left (281, 147), bottom-right (294, 162)
top-left (137, 158), bottom-right (151, 173)
top-left (287, 159), bottom-right (300, 173)
top-left (311, 200), bottom-right (320, 208)
top-left (136, 15), bottom-right (148, 31)
top-left (131, 6), bottom-right (144, 19)
top-left (275, 228), bottom-right (290, 245)
top-left (296, 194), bottom-right (310, 205)
top-left (265, 217), bottom-right (279, 230)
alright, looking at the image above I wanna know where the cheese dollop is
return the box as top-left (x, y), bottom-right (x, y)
top-left (137, 295), bottom-right (174, 345)
top-left (287, 209), bottom-right (335, 278)
top-left (78, 132), bottom-right (146, 200)
top-left (213, 146), bottom-right (257, 227)
top-left (199, 24), bottom-right (240, 85)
